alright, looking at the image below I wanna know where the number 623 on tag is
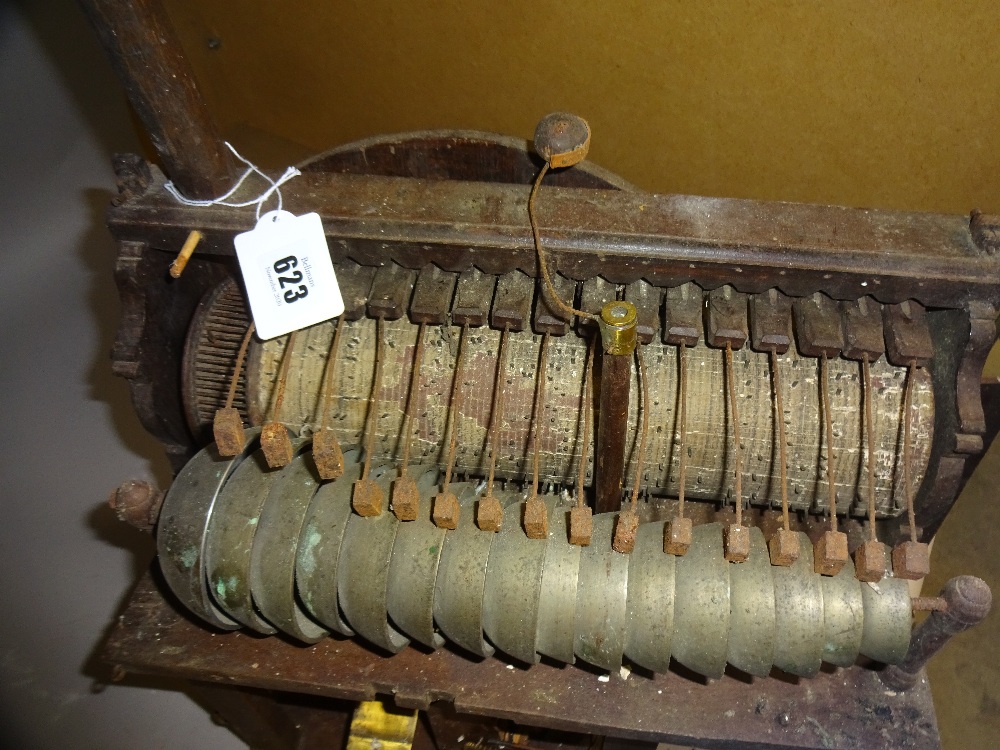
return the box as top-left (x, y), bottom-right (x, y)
top-left (234, 210), bottom-right (344, 340)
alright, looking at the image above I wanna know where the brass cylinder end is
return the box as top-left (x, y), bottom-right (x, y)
top-left (599, 301), bottom-right (638, 355)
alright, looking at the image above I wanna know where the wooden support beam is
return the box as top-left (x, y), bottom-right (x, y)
top-left (80, 0), bottom-right (235, 199)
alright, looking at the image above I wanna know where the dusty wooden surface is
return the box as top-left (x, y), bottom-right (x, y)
top-left (107, 168), bottom-right (1000, 310)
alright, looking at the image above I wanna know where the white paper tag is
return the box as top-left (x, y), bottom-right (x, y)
top-left (234, 210), bottom-right (344, 340)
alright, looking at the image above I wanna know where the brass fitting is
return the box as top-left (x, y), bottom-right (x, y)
top-left (598, 301), bottom-right (638, 355)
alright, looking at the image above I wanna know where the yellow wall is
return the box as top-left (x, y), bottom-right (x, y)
top-left (162, 1), bottom-right (1000, 215)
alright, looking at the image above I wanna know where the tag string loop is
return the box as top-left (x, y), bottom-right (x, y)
top-left (163, 142), bottom-right (301, 221)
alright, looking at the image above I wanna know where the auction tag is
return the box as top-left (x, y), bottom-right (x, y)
top-left (234, 210), bottom-right (344, 340)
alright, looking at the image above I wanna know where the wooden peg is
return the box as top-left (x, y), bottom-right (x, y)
top-left (337, 263), bottom-right (377, 321)
top-left (169, 229), bottom-right (202, 278)
top-left (108, 479), bottom-right (163, 532)
top-left (452, 269), bottom-right (496, 327)
top-left (794, 292), bottom-right (844, 358)
top-left (841, 296), bottom-right (885, 362)
top-left (436, 322), bottom-right (469, 531)
top-left (624, 280), bottom-right (662, 344)
top-left (884, 301), bottom-right (934, 367)
top-left (367, 264), bottom-right (416, 321)
top-left (357, 318), bottom-right (386, 515)
top-left (410, 265), bottom-right (457, 325)
top-left (534, 273), bottom-right (577, 335)
top-left (481, 327), bottom-right (510, 531)
top-left (749, 289), bottom-right (793, 354)
top-left (491, 271), bottom-right (534, 332)
top-left (706, 286), bottom-right (748, 349)
top-left (664, 283), bottom-right (703, 346)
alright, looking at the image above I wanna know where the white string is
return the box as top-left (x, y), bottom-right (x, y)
top-left (163, 142), bottom-right (301, 221)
